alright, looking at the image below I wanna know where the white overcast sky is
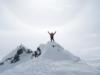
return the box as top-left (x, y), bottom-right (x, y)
top-left (0, 0), bottom-right (100, 59)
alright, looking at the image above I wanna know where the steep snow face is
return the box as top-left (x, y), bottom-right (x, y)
top-left (39, 42), bottom-right (80, 61)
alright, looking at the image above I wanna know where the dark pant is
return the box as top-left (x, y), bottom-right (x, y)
top-left (51, 38), bottom-right (54, 42)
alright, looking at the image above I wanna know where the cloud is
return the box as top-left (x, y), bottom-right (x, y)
top-left (1, 0), bottom-right (87, 27)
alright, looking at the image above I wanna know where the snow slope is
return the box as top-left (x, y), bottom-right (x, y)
top-left (0, 58), bottom-right (99, 75)
top-left (0, 42), bottom-right (100, 75)
top-left (83, 49), bottom-right (100, 60)
top-left (39, 42), bottom-right (80, 61)
top-left (86, 59), bottom-right (100, 71)
top-left (0, 45), bottom-right (34, 72)
top-left (84, 49), bottom-right (100, 70)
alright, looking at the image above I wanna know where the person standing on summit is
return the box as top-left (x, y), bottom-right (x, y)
top-left (48, 31), bottom-right (56, 42)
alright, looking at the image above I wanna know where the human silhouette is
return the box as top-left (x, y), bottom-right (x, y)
top-left (48, 31), bottom-right (56, 42)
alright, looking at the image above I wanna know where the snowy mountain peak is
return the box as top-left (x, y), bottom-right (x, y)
top-left (39, 41), bottom-right (80, 62)
top-left (0, 42), bottom-right (100, 75)
top-left (0, 44), bottom-right (41, 72)
top-left (0, 41), bottom-right (80, 72)
top-left (1, 44), bottom-right (33, 63)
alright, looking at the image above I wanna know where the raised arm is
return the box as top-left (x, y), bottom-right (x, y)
top-left (54, 31), bottom-right (56, 34)
top-left (48, 31), bottom-right (50, 34)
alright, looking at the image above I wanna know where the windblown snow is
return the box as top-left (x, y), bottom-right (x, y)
top-left (0, 42), bottom-right (99, 75)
